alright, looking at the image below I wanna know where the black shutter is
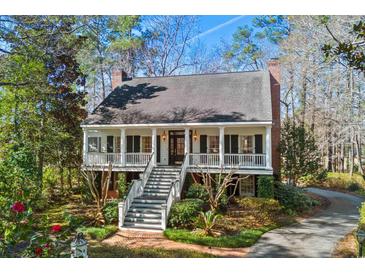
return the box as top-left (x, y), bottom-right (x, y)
top-left (200, 135), bottom-right (207, 153)
top-left (157, 135), bottom-right (161, 163)
top-left (107, 136), bottom-right (114, 153)
top-left (98, 137), bottom-right (102, 152)
top-left (133, 136), bottom-right (140, 152)
top-left (231, 135), bottom-right (238, 153)
top-left (255, 135), bottom-right (263, 153)
top-left (224, 135), bottom-right (231, 153)
top-left (126, 136), bottom-right (133, 153)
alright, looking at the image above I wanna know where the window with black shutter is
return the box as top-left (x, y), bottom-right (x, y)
top-left (157, 135), bottom-right (161, 163)
top-left (200, 135), bottom-right (207, 153)
top-left (133, 136), bottom-right (140, 152)
top-left (231, 135), bottom-right (239, 153)
top-left (254, 135), bottom-right (263, 153)
top-left (224, 135), bottom-right (231, 153)
top-left (107, 136), bottom-right (114, 153)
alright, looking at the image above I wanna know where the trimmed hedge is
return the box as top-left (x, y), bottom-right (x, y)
top-left (103, 200), bottom-right (119, 225)
top-left (274, 182), bottom-right (319, 214)
top-left (186, 183), bottom-right (209, 200)
top-left (257, 176), bottom-right (274, 198)
top-left (168, 199), bottom-right (205, 229)
top-left (360, 202), bottom-right (365, 230)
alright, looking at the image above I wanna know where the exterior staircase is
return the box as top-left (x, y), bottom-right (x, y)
top-left (122, 166), bottom-right (181, 230)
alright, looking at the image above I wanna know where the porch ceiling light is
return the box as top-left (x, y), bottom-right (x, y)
top-left (193, 130), bottom-right (198, 142)
top-left (162, 130), bottom-right (167, 141)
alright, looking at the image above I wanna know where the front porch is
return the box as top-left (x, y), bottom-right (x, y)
top-left (82, 124), bottom-right (273, 174)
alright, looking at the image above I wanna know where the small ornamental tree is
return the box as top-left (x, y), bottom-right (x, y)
top-left (193, 169), bottom-right (248, 212)
top-left (280, 118), bottom-right (321, 185)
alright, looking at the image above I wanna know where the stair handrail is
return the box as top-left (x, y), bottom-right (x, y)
top-left (118, 152), bottom-right (154, 228)
top-left (141, 152), bottom-right (155, 188)
top-left (161, 153), bottom-right (189, 229)
top-left (118, 178), bottom-right (143, 227)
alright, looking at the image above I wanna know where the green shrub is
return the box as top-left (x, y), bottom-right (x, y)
top-left (233, 197), bottom-right (283, 213)
top-left (117, 173), bottom-right (128, 199)
top-left (274, 182), bottom-right (318, 214)
top-left (168, 199), bottom-right (205, 229)
top-left (103, 200), bottom-right (119, 225)
top-left (257, 176), bottom-right (274, 198)
top-left (186, 183), bottom-right (209, 200)
top-left (347, 182), bottom-right (361, 192)
top-left (164, 227), bottom-right (272, 248)
top-left (78, 225), bottom-right (118, 241)
top-left (324, 172), bottom-right (365, 191)
top-left (359, 202), bottom-right (365, 231)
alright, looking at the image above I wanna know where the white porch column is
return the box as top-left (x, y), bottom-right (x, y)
top-left (219, 127), bottom-right (225, 167)
top-left (265, 126), bottom-right (272, 169)
top-left (83, 129), bottom-right (88, 165)
top-left (120, 128), bottom-right (126, 166)
top-left (184, 128), bottom-right (190, 165)
top-left (152, 128), bottom-right (157, 165)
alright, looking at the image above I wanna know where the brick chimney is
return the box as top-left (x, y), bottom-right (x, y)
top-left (111, 69), bottom-right (128, 90)
top-left (267, 58), bottom-right (281, 178)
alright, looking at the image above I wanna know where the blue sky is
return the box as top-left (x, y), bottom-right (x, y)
top-left (195, 15), bottom-right (254, 46)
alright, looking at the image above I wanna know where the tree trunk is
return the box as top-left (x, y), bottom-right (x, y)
top-left (349, 142), bottom-right (354, 177)
top-left (355, 131), bottom-right (364, 175)
top-left (60, 166), bottom-right (64, 194)
top-left (68, 167), bottom-right (73, 190)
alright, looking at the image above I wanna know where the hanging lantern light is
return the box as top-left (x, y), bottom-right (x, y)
top-left (162, 130), bottom-right (167, 141)
top-left (71, 232), bottom-right (88, 258)
top-left (193, 130), bottom-right (198, 142)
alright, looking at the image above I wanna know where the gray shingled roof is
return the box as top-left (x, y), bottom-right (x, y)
top-left (83, 71), bottom-right (272, 125)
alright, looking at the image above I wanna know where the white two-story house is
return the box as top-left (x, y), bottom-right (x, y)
top-left (81, 59), bottom-right (281, 230)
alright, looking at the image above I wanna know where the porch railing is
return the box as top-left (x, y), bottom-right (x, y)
top-left (86, 153), bottom-right (121, 165)
top-left (85, 152), bottom-right (151, 166)
top-left (189, 153), bottom-right (220, 167)
top-left (125, 153), bottom-right (151, 166)
top-left (224, 153), bottom-right (266, 168)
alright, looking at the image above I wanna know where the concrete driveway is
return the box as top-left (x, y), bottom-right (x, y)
top-left (247, 188), bottom-right (364, 258)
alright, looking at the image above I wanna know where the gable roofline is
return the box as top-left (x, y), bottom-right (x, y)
top-left (81, 121), bottom-right (273, 129)
top-left (125, 70), bottom-right (263, 81)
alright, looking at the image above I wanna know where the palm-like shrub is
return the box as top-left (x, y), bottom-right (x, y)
top-left (198, 211), bottom-right (222, 236)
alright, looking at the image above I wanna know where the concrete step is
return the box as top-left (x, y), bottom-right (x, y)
top-left (144, 185), bottom-right (171, 190)
top-left (131, 203), bottom-right (163, 209)
top-left (147, 175), bottom-right (177, 182)
top-left (128, 207), bottom-right (161, 214)
top-left (126, 212), bottom-right (161, 219)
top-left (143, 189), bottom-right (170, 196)
top-left (123, 222), bottom-right (162, 230)
top-left (143, 189), bottom-right (169, 194)
top-left (124, 217), bottom-right (161, 224)
top-left (134, 197), bottom-right (166, 203)
top-left (142, 192), bottom-right (168, 198)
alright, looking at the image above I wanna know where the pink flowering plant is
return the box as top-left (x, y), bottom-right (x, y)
top-left (0, 192), bottom-right (71, 257)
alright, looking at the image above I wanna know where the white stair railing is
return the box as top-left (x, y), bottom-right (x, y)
top-left (118, 152), bottom-right (155, 228)
top-left (118, 179), bottom-right (143, 227)
top-left (161, 153), bottom-right (188, 230)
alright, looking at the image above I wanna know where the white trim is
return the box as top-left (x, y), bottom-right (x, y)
top-left (81, 121), bottom-right (273, 129)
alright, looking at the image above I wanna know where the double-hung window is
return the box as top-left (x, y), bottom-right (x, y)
top-left (141, 136), bottom-right (152, 153)
top-left (208, 136), bottom-right (219, 154)
top-left (240, 136), bottom-right (254, 154)
top-left (88, 137), bottom-right (101, 152)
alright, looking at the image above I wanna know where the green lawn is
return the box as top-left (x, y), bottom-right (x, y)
top-left (78, 225), bottom-right (118, 241)
top-left (164, 226), bottom-right (275, 248)
top-left (89, 243), bottom-right (215, 258)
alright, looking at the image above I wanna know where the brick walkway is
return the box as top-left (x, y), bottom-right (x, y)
top-left (102, 229), bottom-right (248, 258)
